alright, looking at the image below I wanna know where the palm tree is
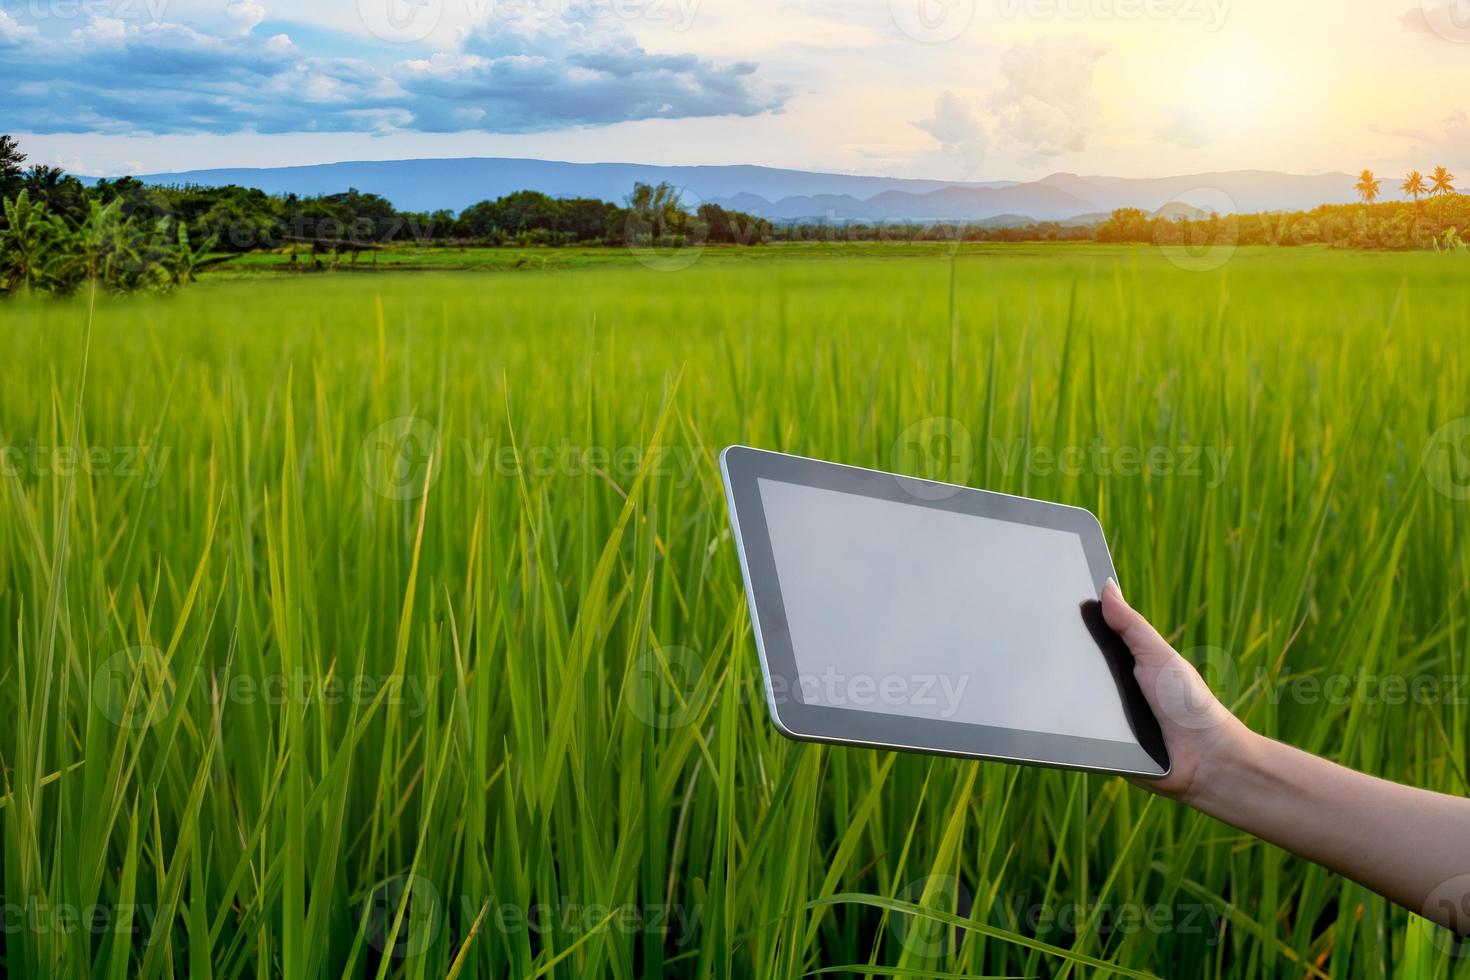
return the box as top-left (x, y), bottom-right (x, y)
top-left (1355, 169), bottom-right (1382, 206)
top-left (60, 198), bottom-right (144, 290)
top-left (24, 164), bottom-right (65, 196)
top-left (0, 191), bottom-right (61, 293)
top-left (1430, 166), bottom-right (1458, 224)
top-left (156, 217), bottom-right (218, 285)
top-left (1402, 170), bottom-right (1427, 214)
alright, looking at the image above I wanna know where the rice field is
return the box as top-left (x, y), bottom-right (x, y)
top-left (2, 243), bottom-right (1468, 978)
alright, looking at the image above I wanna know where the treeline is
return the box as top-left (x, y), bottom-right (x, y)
top-left (1, 192), bottom-right (216, 296)
top-left (0, 133), bottom-right (788, 295)
top-left (1, 137), bottom-right (218, 296)
top-left (0, 134), bottom-right (773, 254)
top-left (1098, 180), bottom-right (1468, 252)
top-left (5, 132), bottom-right (1468, 297)
top-left (3, 177), bottom-right (776, 253)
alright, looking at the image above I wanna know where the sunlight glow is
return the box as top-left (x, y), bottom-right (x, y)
top-left (1189, 45), bottom-right (1275, 131)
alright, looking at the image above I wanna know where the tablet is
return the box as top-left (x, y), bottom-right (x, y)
top-left (719, 446), bottom-right (1170, 779)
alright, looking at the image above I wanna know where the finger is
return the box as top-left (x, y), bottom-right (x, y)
top-left (1101, 579), bottom-right (1177, 667)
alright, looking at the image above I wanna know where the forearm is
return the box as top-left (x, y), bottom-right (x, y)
top-left (1190, 729), bottom-right (1470, 931)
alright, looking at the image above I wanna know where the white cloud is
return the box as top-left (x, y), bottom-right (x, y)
top-left (225, 0), bottom-right (267, 35)
top-left (913, 90), bottom-right (988, 174)
top-left (74, 16), bottom-right (129, 43)
top-left (1, 4), bottom-right (786, 136)
top-left (395, 6), bottom-right (787, 133)
top-left (0, 9), bottom-right (39, 44)
top-left (990, 36), bottom-right (1108, 164)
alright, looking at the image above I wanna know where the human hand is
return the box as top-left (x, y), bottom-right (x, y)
top-left (1100, 579), bottom-right (1253, 805)
top-left (1100, 580), bottom-right (1470, 935)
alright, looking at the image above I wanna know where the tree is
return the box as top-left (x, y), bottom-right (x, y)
top-left (1402, 170), bottom-right (1427, 217)
top-left (626, 182), bottom-right (683, 242)
top-left (317, 188), bottom-right (400, 243)
top-left (24, 164), bottom-right (88, 224)
top-left (495, 190), bottom-right (562, 237)
top-left (0, 135), bottom-right (26, 202)
top-left (156, 218), bottom-right (218, 285)
top-left (561, 197), bottom-right (617, 242)
top-left (456, 198), bottom-right (505, 241)
top-left (73, 198), bottom-right (145, 289)
top-left (697, 202), bottom-right (771, 245)
top-left (0, 192), bottom-right (62, 293)
top-left (1096, 207), bottom-right (1153, 243)
top-left (1355, 169), bottom-right (1381, 206)
top-left (1430, 165), bottom-right (1458, 224)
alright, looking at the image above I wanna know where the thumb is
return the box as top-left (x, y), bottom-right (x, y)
top-left (1101, 579), bottom-right (1178, 668)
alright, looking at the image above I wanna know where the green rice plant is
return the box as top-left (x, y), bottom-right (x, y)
top-left (1, 244), bottom-right (1467, 978)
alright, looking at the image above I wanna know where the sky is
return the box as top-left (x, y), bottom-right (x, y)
top-left (4, 0), bottom-right (1469, 181)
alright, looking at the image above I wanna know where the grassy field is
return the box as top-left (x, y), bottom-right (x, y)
top-left (2, 244), bottom-right (1468, 978)
top-left (205, 240), bottom-right (1180, 277)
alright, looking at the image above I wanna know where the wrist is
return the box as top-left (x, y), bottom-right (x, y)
top-left (1182, 719), bottom-right (1267, 815)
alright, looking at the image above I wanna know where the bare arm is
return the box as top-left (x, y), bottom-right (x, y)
top-left (1100, 579), bottom-right (1470, 934)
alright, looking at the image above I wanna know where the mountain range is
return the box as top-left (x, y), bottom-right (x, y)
top-left (109, 157), bottom-right (1377, 223)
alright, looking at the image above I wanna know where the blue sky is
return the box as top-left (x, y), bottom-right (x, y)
top-left (4, 0), bottom-right (1469, 180)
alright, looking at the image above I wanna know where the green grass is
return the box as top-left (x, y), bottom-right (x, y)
top-left (207, 240), bottom-right (1291, 278)
top-left (2, 244), bottom-right (1468, 978)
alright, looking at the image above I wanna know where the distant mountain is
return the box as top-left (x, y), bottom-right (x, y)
top-left (723, 170), bottom-right (1367, 223)
top-left (712, 182), bottom-right (1095, 222)
top-left (108, 157), bottom-right (1015, 214)
top-left (1034, 170), bottom-right (1366, 214)
top-left (106, 156), bottom-right (1372, 224)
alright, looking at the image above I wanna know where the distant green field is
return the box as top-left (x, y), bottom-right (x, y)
top-left (3, 246), bottom-right (1468, 978)
top-left (209, 240), bottom-right (1337, 276)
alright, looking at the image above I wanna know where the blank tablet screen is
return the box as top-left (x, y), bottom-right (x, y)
top-left (757, 477), bottom-right (1135, 744)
